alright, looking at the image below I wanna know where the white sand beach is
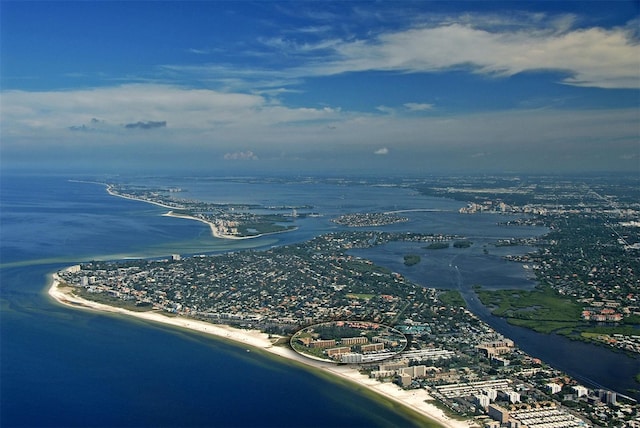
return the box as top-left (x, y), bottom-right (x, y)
top-left (48, 274), bottom-right (475, 428)
top-left (163, 211), bottom-right (248, 240)
top-left (106, 185), bottom-right (293, 240)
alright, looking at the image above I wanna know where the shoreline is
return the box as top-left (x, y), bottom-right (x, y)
top-left (48, 273), bottom-right (474, 428)
top-left (105, 184), bottom-right (296, 241)
top-left (164, 211), bottom-right (251, 240)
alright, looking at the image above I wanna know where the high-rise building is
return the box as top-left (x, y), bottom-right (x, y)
top-left (572, 385), bottom-right (588, 397)
top-left (475, 394), bottom-right (490, 409)
top-left (397, 373), bottom-right (412, 387)
top-left (488, 404), bottom-right (510, 424)
top-left (546, 383), bottom-right (562, 394)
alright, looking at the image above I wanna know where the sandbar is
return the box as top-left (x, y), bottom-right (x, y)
top-left (48, 273), bottom-right (475, 428)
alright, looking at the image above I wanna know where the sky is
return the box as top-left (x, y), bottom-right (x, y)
top-left (1, 1), bottom-right (638, 176)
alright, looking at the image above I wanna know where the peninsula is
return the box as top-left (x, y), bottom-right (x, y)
top-left (106, 183), bottom-right (298, 239)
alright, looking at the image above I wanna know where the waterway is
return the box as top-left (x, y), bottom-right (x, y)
top-left (1, 173), bottom-right (637, 428)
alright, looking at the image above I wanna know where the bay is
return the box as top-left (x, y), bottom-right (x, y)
top-left (1, 173), bottom-right (637, 428)
top-left (0, 175), bottom-right (426, 428)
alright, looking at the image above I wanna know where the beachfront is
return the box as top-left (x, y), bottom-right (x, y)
top-left (48, 274), bottom-right (474, 428)
top-left (107, 184), bottom-right (296, 240)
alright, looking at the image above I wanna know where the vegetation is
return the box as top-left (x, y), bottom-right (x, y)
top-left (453, 240), bottom-right (472, 248)
top-left (437, 290), bottom-right (466, 308)
top-left (403, 254), bottom-right (421, 266)
top-left (475, 285), bottom-right (640, 345)
top-left (476, 286), bottom-right (583, 332)
top-left (74, 288), bottom-right (154, 312)
top-left (425, 242), bottom-right (449, 249)
top-left (237, 222), bottom-right (295, 235)
top-left (346, 293), bottom-right (375, 300)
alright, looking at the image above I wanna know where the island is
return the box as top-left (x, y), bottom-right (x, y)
top-left (404, 254), bottom-right (421, 266)
top-left (331, 212), bottom-right (409, 227)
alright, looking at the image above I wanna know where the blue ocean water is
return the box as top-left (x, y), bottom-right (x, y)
top-left (1, 174), bottom-right (637, 428)
top-left (0, 176), bottom-right (427, 428)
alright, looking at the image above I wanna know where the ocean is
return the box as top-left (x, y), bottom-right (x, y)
top-left (1, 174), bottom-right (637, 427)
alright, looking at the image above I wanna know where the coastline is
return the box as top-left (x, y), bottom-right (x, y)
top-left (48, 273), bottom-right (474, 428)
top-left (105, 184), bottom-right (295, 241)
top-left (164, 211), bottom-right (256, 240)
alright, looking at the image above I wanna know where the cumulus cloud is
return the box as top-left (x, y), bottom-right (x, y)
top-left (404, 103), bottom-right (434, 111)
top-left (224, 150), bottom-right (259, 160)
top-left (376, 105), bottom-right (395, 115)
top-left (124, 120), bottom-right (167, 130)
top-left (374, 147), bottom-right (389, 155)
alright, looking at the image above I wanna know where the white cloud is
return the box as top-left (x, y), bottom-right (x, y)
top-left (295, 19), bottom-right (640, 89)
top-left (376, 105), bottom-right (396, 115)
top-left (224, 151), bottom-right (258, 160)
top-left (0, 84), bottom-right (342, 136)
top-left (404, 103), bottom-right (434, 111)
top-left (1, 83), bottom-right (637, 173)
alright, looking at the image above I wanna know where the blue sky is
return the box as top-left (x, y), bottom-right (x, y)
top-left (1, 1), bottom-right (638, 175)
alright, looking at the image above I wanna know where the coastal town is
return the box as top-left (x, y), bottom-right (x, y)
top-left (106, 183), bottom-right (299, 238)
top-left (49, 176), bottom-right (640, 428)
top-left (418, 175), bottom-right (640, 355)
top-left (56, 226), bottom-right (639, 427)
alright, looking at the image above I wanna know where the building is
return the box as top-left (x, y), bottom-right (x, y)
top-left (342, 336), bottom-right (368, 346)
top-left (546, 382), bottom-right (562, 394)
top-left (475, 394), bottom-right (490, 409)
top-left (600, 390), bottom-right (617, 405)
top-left (477, 339), bottom-right (515, 357)
top-left (572, 385), bottom-right (588, 397)
top-left (488, 404), bottom-right (510, 424)
top-left (397, 372), bottom-right (412, 387)
top-left (361, 343), bottom-right (384, 353)
top-left (311, 339), bottom-right (336, 348)
top-left (506, 391), bottom-right (521, 404)
top-left (379, 360), bottom-right (409, 372)
top-left (326, 346), bottom-right (351, 358)
top-left (399, 365), bottom-right (427, 378)
top-left (373, 336), bottom-right (400, 347)
top-left (340, 353), bottom-right (363, 364)
top-left (483, 388), bottom-right (498, 401)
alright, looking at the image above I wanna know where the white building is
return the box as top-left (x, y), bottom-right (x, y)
top-left (572, 385), bottom-right (588, 397)
top-left (340, 353), bottom-right (363, 364)
top-left (546, 382), bottom-right (562, 394)
top-left (475, 394), bottom-right (490, 409)
top-left (504, 390), bottom-right (521, 404)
